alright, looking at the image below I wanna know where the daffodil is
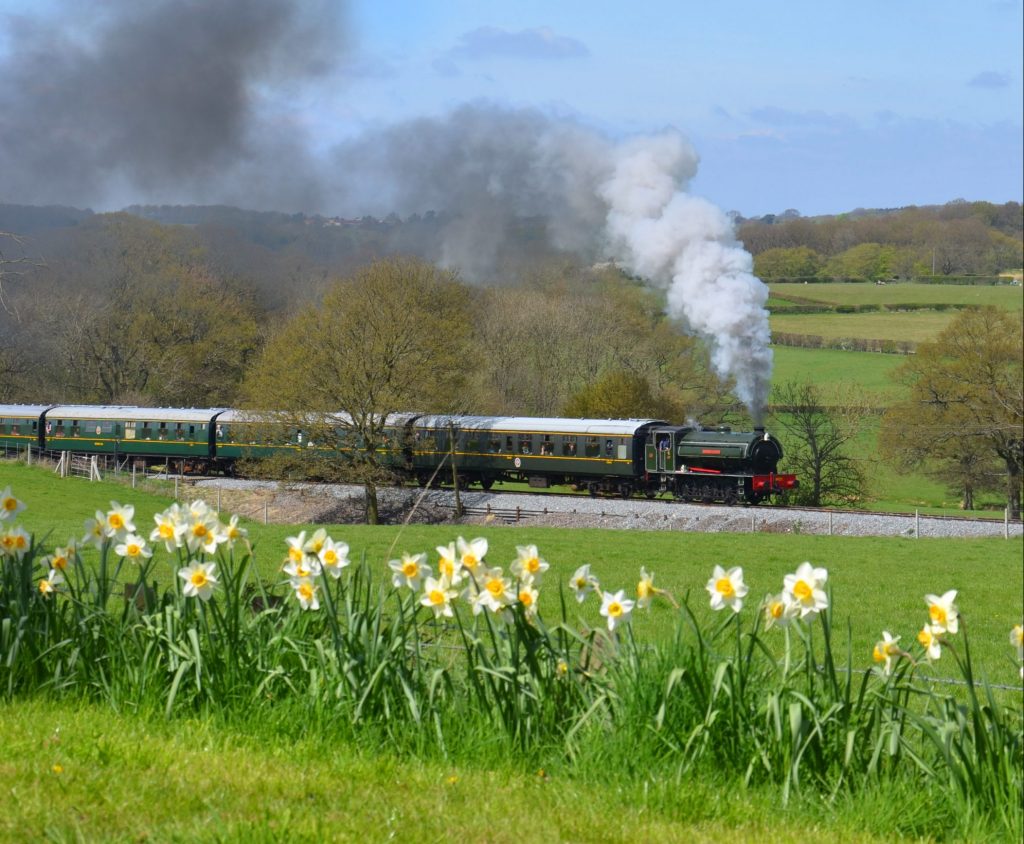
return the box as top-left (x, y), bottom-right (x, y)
top-left (872, 631), bottom-right (902, 676)
top-left (81, 511), bottom-right (107, 549)
top-left (151, 510), bottom-right (187, 552)
top-left (390, 552), bottom-right (429, 590)
top-left (186, 500), bottom-right (210, 521)
top-left (456, 536), bottom-right (488, 578)
top-left (917, 623), bottom-right (942, 662)
top-left (38, 569), bottom-right (64, 597)
top-left (292, 576), bottom-right (320, 611)
top-left (284, 532), bottom-right (308, 567)
top-left (178, 561), bottom-right (218, 601)
top-left (318, 538), bottom-right (350, 578)
top-left (186, 515), bottom-right (224, 555)
top-left (223, 514), bottom-right (248, 546)
top-left (0, 486), bottom-right (26, 521)
top-left (420, 576), bottom-right (458, 618)
top-left (45, 544), bottom-right (75, 573)
top-left (635, 567), bottom-right (657, 610)
top-left (104, 501), bottom-right (136, 538)
top-left (511, 545), bottom-right (549, 581)
top-left (599, 589), bottom-right (635, 632)
top-left (471, 567), bottom-right (514, 615)
top-left (114, 534), bottom-right (152, 563)
top-left (783, 562), bottom-right (829, 617)
top-left (569, 564), bottom-right (599, 603)
top-left (284, 555), bottom-right (322, 579)
top-left (303, 528), bottom-right (328, 557)
top-left (1, 526), bottom-right (31, 559)
top-left (762, 593), bottom-right (798, 629)
top-left (706, 565), bottom-right (748, 613)
top-left (924, 590), bottom-right (959, 635)
top-left (436, 542), bottom-right (464, 586)
top-left (517, 579), bottom-right (540, 617)
top-left (1011, 624), bottom-right (1023, 661)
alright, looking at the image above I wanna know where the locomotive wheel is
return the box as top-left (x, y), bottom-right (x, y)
top-left (644, 489), bottom-right (657, 499)
top-left (587, 482), bottom-right (599, 497)
top-left (724, 490), bottom-right (738, 505)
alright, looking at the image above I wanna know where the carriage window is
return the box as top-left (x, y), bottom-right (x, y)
top-left (71, 421), bottom-right (81, 436)
top-left (467, 438), bottom-right (480, 451)
top-left (489, 439), bottom-right (502, 453)
top-left (506, 436), bottom-right (514, 452)
top-left (518, 436), bottom-right (532, 455)
top-left (540, 435), bottom-right (553, 455)
top-left (125, 422), bottom-right (136, 440)
top-left (175, 424), bottom-right (185, 441)
top-left (584, 437), bottom-right (600, 457)
top-left (562, 436), bottom-right (577, 456)
top-left (10, 423), bottom-right (18, 435)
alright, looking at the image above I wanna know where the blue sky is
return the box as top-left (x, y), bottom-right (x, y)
top-left (0, 0), bottom-right (1020, 217)
top-left (335, 0), bottom-right (1023, 215)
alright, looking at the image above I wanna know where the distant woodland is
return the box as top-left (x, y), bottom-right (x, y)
top-left (1, 199), bottom-right (1021, 413)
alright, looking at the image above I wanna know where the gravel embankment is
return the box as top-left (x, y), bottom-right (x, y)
top-left (193, 479), bottom-right (1023, 540)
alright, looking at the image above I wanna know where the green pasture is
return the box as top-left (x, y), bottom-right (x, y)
top-left (771, 310), bottom-right (957, 344)
top-left (0, 698), bottom-right (933, 844)
top-left (770, 346), bottom-right (905, 403)
top-left (3, 461), bottom-right (1021, 687)
top-left (769, 281), bottom-right (1024, 310)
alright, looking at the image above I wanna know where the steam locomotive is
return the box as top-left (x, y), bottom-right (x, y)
top-left (0, 404), bottom-right (797, 504)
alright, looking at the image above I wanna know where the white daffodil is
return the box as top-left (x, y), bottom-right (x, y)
top-left (38, 569), bottom-right (64, 597)
top-left (283, 555), bottom-right (322, 579)
top-left (456, 536), bottom-right (488, 578)
top-left (762, 593), bottom-right (798, 630)
top-left (0, 486), bottom-right (26, 521)
top-left (436, 542), bottom-right (464, 586)
top-left (599, 589), bottom-right (635, 632)
top-left (41, 544), bottom-right (75, 574)
top-left (151, 510), bottom-right (187, 552)
top-left (517, 580), bottom-right (540, 618)
top-left (318, 538), bottom-right (350, 578)
top-left (185, 515), bottom-right (222, 555)
top-left (223, 514), bottom-right (248, 546)
top-left (292, 576), bottom-right (320, 611)
top-left (104, 501), bottom-right (136, 538)
top-left (783, 562), bottom-right (829, 617)
top-left (81, 511), bottom-right (107, 549)
top-left (187, 500), bottom-right (211, 521)
top-left (303, 528), bottom-right (329, 557)
top-left (511, 545), bottom-right (549, 581)
top-left (706, 565), bottom-right (748, 613)
top-left (178, 561), bottom-right (218, 601)
top-left (1010, 624), bottom-right (1023, 662)
top-left (471, 567), bottom-right (514, 616)
top-left (635, 567), bottom-right (657, 610)
top-left (1, 525), bottom-right (30, 559)
top-left (390, 552), bottom-right (429, 591)
top-left (420, 576), bottom-right (458, 619)
top-left (924, 590), bottom-right (959, 635)
top-left (872, 631), bottom-right (902, 676)
top-left (114, 534), bottom-right (152, 563)
top-left (569, 564), bottom-right (599, 604)
top-left (917, 623), bottom-right (942, 662)
top-left (284, 532), bottom-right (308, 567)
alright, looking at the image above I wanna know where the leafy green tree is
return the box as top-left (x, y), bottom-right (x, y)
top-left (562, 370), bottom-right (669, 420)
top-left (880, 307), bottom-right (1023, 518)
top-left (242, 258), bottom-right (472, 524)
top-left (770, 380), bottom-right (868, 506)
top-left (753, 246), bottom-right (822, 278)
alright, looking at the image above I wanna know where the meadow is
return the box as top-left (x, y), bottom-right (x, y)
top-left (769, 281), bottom-right (1023, 311)
top-left (771, 311), bottom-right (960, 344)
top-left (1, 460), bottom-right (1022, 842)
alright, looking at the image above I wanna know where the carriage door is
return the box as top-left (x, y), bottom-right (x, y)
top-left (645, 430), bottom-right (673, 473)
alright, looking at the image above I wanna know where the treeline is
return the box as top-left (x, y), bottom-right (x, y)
top-left (0, 215), bottom-right (735, 426)
top-left (772, 333), bottom-right (917, 354)
top-left (739, 200), bottom-right (1023, 279)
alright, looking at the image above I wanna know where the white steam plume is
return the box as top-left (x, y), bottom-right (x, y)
top-left (329, 109), bottom-right (773, 418)
top-left (598, 131), bottom-right (773, 418)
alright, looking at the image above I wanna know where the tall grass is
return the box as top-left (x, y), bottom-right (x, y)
top-left (1, 491), bottom-right (1021, 840)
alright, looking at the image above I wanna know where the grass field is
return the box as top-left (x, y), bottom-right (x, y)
top-left (0, 698), bottom-right (937, 844)
top-left (771, 310), bottom-right (959, 343)
top-left (2, 461), bottom-right (1022, 842)
top-left (770, 346), bottom-right (905, 403)
top-left (3, 461), bottom-right (1021, 686)
top-left (769, 282), bottom-right (1024, 310)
